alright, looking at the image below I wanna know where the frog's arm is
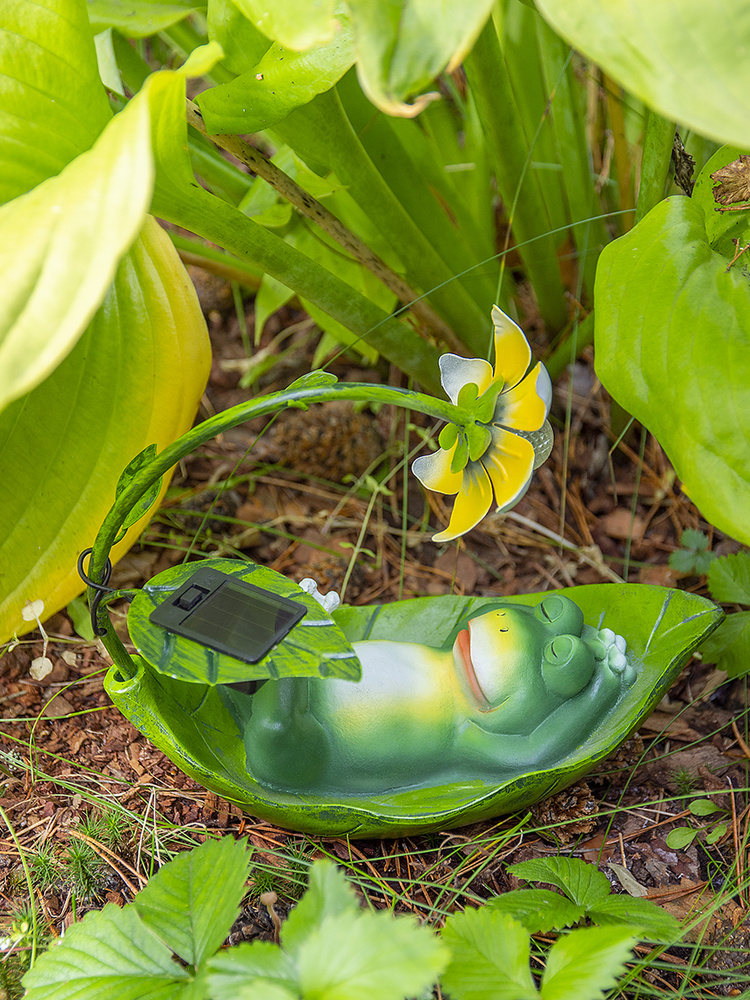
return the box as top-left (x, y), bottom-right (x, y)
top-left (459, 665), bottom-right (622, 771)
top-left (244, 679), bottom-right (331, 790)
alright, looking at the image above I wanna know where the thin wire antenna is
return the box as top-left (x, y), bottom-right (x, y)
top-left (317, 209), bottom-right (632, 369)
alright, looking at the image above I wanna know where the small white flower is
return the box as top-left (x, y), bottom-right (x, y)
top-left (30, 656), bottom-right (54, 681)
top-left (21, 599), bottom-right (45, 622)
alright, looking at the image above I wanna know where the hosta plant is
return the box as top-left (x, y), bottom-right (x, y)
top-left (0, 2), bottom-right (211, 640)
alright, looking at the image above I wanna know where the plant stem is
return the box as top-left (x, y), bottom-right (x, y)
top-left (153, 170), bottom-right (445, 390)
top-left (186, 101), bottom-right (464, 353)
top-left (188, 132), bottom-right (253, 204)
top-left (172, 237), bottom-right (262, 290)
top-left (87, 383), bottom-right (472, 675)
top-left (0, 805), bottom-right (37, 968)
top-left (337, 72), bottom-right (497, 317)
top-left (536, 20), bottom-right (609, 301)
top-left (603, 75), bottom-right (636, 231)
top-left (274, 88), bottom-right (492, 353)
top-left (635, 110), bottom-right (676, 225)
top-left (463, 18), bottom-right (568, 333)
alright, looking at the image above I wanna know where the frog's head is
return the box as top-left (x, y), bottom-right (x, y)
top-left (450, 595), bottom-right (632, 733)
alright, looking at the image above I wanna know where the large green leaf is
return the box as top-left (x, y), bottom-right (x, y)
top-left (535, 0), bottom-right (750, 148)
top-left (228, 0), bottom-right (337, 50)
top-left (540, 926), bottom-right (635, 1000)
top-left (595, 192), bottom-right (750, 545)
top-left (486, 890), bottom-right (584, 934)
top-left (0, 0), bottom-right (111, 201)
top-left (699, 609), bottom-right (750, 678)
top-left (207, 0), bottom-right (271, 75)
top-left (207, 859), bottom-right (445, 1000)
top-left (206, 941), bottom-right (298, 998)
top-left (292, 909), bottom-right (446, 1000)
top-left (440, 910), bottom-right (538, 1000)
top-left (0, 0), bottom-right (155, 413)
top-left (347, 0), bottom-right (495, 116)
top-left (708, 552), bottom-right (750, 604)
top-left (0, 92), bottom-right (154, 410)
top-left (88, 0), bottom-right (200, 37)
top-left (507, 857), bottom-right (679, 942)
top-left (22, 904), bottom-right (192, 999)
top-left (205, 0), bottom-right (496, 120)
top-left (0, 217), bottom-right (210, 642)
top-left (198, 6), bottom-right (354, 133)
top-left (279, 860), bottom-right (358, 955)
top-left (0, 2), bottom-right (212, 640)
top-left (588, 896), bottom-right (679, 941)
top-left (509, 857), bottom-right (610, 909)
top-left (133, 837), bottom-right (251, 967)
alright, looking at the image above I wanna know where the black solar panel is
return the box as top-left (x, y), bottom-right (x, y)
top-left (149, 567), bottom-right (307, 664)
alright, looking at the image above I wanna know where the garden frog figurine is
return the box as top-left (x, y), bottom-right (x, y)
top-left (230, 592), bottom-right (636, 795)
top-left (112, 557), bottom-right (720, 836)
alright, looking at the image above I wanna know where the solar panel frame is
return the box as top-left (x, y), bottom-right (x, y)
top-left (148, 567), bottom-right (307, 664)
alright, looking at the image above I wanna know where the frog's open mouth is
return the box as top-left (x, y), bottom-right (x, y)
top-left (455, 627), bottom-right (492, 708)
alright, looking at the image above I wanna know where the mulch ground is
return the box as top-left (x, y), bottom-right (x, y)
top-left (2, 275), bottom-right (749, 994)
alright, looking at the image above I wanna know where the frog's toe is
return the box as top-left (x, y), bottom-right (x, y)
top-left (607, 648), bottom-right (628, 674)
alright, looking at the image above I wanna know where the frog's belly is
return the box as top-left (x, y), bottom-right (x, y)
top-left (307, 640), bottom-right (458, 790)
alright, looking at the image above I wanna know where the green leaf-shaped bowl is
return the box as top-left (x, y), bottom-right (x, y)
top-left (108, 559), bottom-right (722, 837)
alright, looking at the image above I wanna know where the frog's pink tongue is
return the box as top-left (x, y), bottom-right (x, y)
top-left (456, 628), bottom-right (488, 705)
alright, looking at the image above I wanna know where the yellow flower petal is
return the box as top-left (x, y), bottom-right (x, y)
top-left (495, 362), bottom-right (551, 432)
top-left (482, 427), bottom-right (534, 511)
top-left (432, 462), bottom-right (493, 542)
top-left (491, 305), bottom-right (531, 389)
top-left (439, 354), bottom-right (494, 404)
top-left (412, 443), bottom-right (463, 495)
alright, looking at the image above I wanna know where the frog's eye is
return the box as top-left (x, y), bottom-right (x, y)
top-left (534, 595), bottom-right (584, 637)
top-left (542, 635), bottom-right (594, 698)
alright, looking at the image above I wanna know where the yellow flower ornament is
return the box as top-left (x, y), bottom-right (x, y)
top-left (413, 306), bottom-right (553, 542)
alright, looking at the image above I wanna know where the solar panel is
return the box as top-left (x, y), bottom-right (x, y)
top-left (148, 567), bottom-right (307, 664)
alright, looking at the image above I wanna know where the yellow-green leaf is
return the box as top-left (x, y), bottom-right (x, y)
top-left (0, 219), bottom-right (210, 642)
top-left (536, 0), bottom-right (750, 148)
top-left (197, 13), bottom-right (353, 134)
top-left (178, 40), bottom-right (225, 77)
top-left (87, 0), bottom-right (199, 38)
top-left (0, 0), bottom-right (111, 201)
top-left (228, 0), bottom-right (337, 50)
top-left (0, 92), bottom-right (154, 413)
top-left (348, 0), bottom-right (495, 116)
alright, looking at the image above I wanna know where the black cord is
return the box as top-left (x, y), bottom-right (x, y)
top-left (77, 548), bottom-right (116, 637)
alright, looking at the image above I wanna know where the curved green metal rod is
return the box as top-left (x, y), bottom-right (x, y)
top-left (87, 380), bottom-right (471, 677)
